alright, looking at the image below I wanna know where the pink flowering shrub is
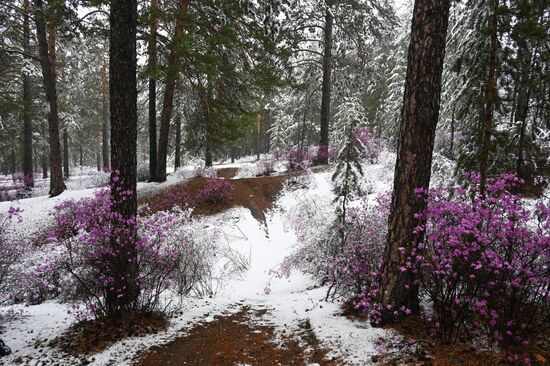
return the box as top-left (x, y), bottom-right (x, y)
top-left (315, 144), bottom-right (338, 164)
top-left (30, 187), bottom-right (184, 318)
top-left (281, 146), bottom-right (312, 171)
top-left (196, 179), bottom-right (235, 204)
top-left (406, 173), bottom-right (550, 347)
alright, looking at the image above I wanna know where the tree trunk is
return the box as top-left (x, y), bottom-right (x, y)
top-left (156, 0), bottom-right (190, 182)
top-left (148, 0), bottom-right (158, 181)
top-left (108, 0), bottom-right (139, 314)
top-left (256, 104), bottom-right (261, 160)
top-left (380, 0), bottom-right (451, 323)
top-left (63, 128), bottom-right (69, 178)
top-left (22, 0), bottom-right (33, 187)
top-left (318, 3), bottom-right (333, 165)
top-left (174, 112), bottom-right (181, 170)
top-left (10, 149), bottom-right (16, 175)
top-left (101, 57), bottom-right (110, 170)
top-left (33, 0), bottom-right (65, 196)
top-left (479, 0), bottom-right (498, 194)
top-left (41, 150), bottom-right (48, 178)
top-left (514, 48), bottom-right (534, 182)
top-left (79, 145), bottom-right (83, 166)
top-left (450, 105), bottom-right (455, 159)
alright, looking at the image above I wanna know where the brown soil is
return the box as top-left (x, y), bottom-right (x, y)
top-left (376, 318), bottom-right (550, 366)
top-left (136, 306), bottom-right (341, 366)
top-left (216, 167), bottom-right (240, 179)
top-left (50, 312), bottom-right (168, 356)
top-left (140, 174), bottom-right (287, 221)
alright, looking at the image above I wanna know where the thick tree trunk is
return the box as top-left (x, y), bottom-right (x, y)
top-left (380, 0), bottom-right (451, 323)
top-left (33, 0), bottom-right (65, 196)
top-left (479, 0), bottom-right (498, 194)
top-left (108, 0), bottom-right (139, 314)
top-left (22, 0), bottom-right (33, 187)
top-left (101, 58), bottom-right (110, 170)
top-left (156, 0), bottom-right (190, 182)
top-left (148, 0), bottom-right (158, 181)
top-left (62, 128), bottom-right (69, 178)
top-left (174, 112), bottom-right (181, 170)
top-left (318, 3), bottom-right (333, 165)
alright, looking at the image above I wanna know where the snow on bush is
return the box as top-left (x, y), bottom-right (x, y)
top-left (0, 206), bottom-right (26, 305)
top-left (14, 182), bottom-right (238, 319)
top-left (280, 146), bottom-right (313, 172)
top-left (235, 157), bottom-right (277, 178)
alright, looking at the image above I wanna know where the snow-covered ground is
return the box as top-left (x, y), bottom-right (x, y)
top-left (0, 162), bottom-right (392, 366)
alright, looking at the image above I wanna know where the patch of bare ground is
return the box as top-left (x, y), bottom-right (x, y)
top-left (135, 306), bottom-right (341, 366)
top-left (140, 174), bottom-right (287, 221)
top-left (374, 318), bottom-right (550, 366)
top-left (50, 312), bottom-right (168, 356)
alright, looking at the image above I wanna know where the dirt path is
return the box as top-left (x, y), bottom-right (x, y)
top-left (136, 306), bottom-right (340, 366)
top-left (140, 169), bottom-right (287, 221)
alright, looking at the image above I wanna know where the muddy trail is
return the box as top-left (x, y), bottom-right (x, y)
top-left (140, 168), bottom-right (287, 221)
top-left (135, 168), bottom-right (342, 365)
top-left (136, 306), bottom-right (340, 366)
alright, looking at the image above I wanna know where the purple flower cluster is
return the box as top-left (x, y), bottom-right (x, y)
top-left (281, 146), bottom-right (313, 171)
top-left (403, 173), bottom-right (549, 348)
top-left (31, 182), bottom-right (187, 318)
top-left (195, 179), bottom-right (235, 204)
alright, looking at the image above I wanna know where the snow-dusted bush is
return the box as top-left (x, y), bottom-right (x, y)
top-left (173, 164), bottom-right (216, 181)
top-left (0, 207), bottom-right (26, 304)
top-left (235, 157), bottom-right (277, 178)
top-left (277, 191), bottom-right (388, 312)
top-left (136, 162), bottom-right (150, 182)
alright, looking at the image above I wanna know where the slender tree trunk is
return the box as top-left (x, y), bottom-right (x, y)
top-left (318, 3), bottom-right (333, 165)
top-left (101, 57), bottom-right (110, 170)
top-left (108, 0), bottom-right (139, 313)
top-left (450, 105), bottom-right (455, 159)
top-left (79, 145), bottom-right (83, 166)
top-left (515, 48), bottom-right (535, 182)
top-left (256, 104), bottom-right (261, 160)
top-left (96, 140), bottom-right (101, 171)
top-left (148, 0), bottom-right (158, 181)
top-left (33, 0), bottom-right (65, 196)
top-left (174, 112), bottom-right (181, 170)
top-left (22, 0), bottom-right (33, 187)
top-left (63, 128), bottom-right (69, 178)
top-left (41, 150), bottom-right (48, 178)
top-left (156, 0), bottom-right (190, 182)
top-left (10, 149), bottom-right (16, 175)
top-left (479, 0), bottom-right (498, 194)
top-left (380, 0), bottom-right (451, 323)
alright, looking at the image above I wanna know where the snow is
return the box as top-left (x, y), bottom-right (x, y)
top-left (0, 163), bottom-right (389, 365)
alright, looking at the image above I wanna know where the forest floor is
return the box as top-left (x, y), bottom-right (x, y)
top-left (2, 158), bottom-right (538, 365)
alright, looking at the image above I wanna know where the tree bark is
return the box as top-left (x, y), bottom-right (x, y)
top-left (174, 112), bottom-right (181, 170)
top-left (33, 0), bottom-right (65, 196)
top-left (318, 3), bottom-right (333, 165)
top-left (10, 149), bottom-right (16, 175)
top-left (479, 0), bottom-right (498, 194)
top-left (63, 128), bottom-right (69, 178)
top-left (22, 0), bottom-right (33, 187)
top-left (156, 0), bottom-right (190, 182)
top-left (148, 0), bottom-right (158, 181)
top-left (101, 57), bottom-right (110, 170)
top-left (380, 0), bottom-right (451, 323)
top-left (41, 150), bottom-right (48, 178)
top-left (108, 0), bottom-right (139, 314)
